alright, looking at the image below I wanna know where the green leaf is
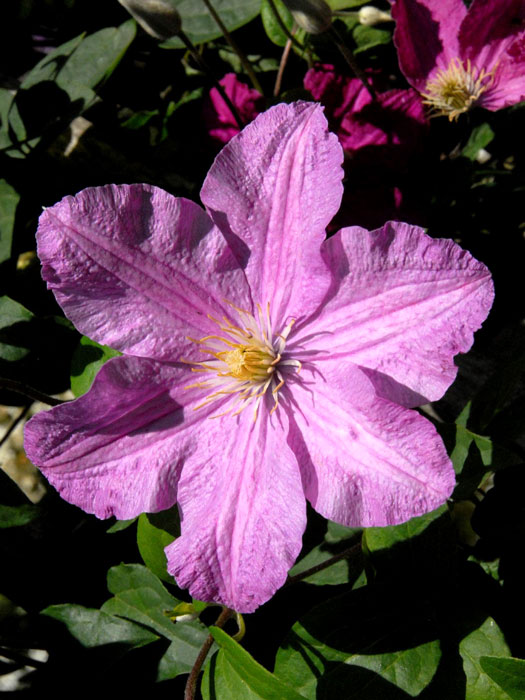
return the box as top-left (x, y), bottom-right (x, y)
top-left (1, 311), bottom-right (77, 397)
top-left (42, 603), bottom-right (158, 648)
top-left (363, 505), bottom-right (455, 582)
top-left (54, 20), bottom-right (136, 102)
top-left (274, 586), bottom-right (441, 699)
top-left (137, 507), bottom-right (179, 583)
top-left (352, 24), bottom-right (391, 53)
top-left (0, 503), bottom-right (40, 528)
top-left (161, 0), bottom-right (261, 48)
top-left (288, 543), bottom-right (359, 585)
top-left (449, 420), bottom-right (520, 499)
top-left (0, 296), bottom-right (33, 363)
top-left (70, 335), bottom-right (121, 397)
top-left (0, 88), bottom-right (14, 150)
top-left (106, 517), bottom-right (137, 533)
top-left (330, 0), bottom-right (369, 7)
top-left (325, 519), bottom-right (358, 543)
top-left (0, 180), bottom-right (20, 265)
top-left (468, 338), bottom-right (525, 435)
top-left (20, 34), bottom-right (86, 90)
top-left (480, 657), bottom-right (525, 700)
top-left (460, 617), bottom-right (511, 699)
top-left (462, 123), bottom-right (495, 161)
top-left (261, 0), bottom-right (294, 47)
top-left (202, 627), bottom-right (307, 700)
top-left (20, 22), bottom-right (136, 102)
top-left (121, 108), bottom-right (159, 130)
top-left (5, 22), bottom-right (135, 156)
top-left (289, 523), bottom-right (362, 585)
top-left (101, 563), bottom-right (209, 680)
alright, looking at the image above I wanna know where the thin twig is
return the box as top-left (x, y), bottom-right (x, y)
top-left (200, 0), bottom-right (264, 95)
top-left (176, 28), bottom-right (245, 130)
top-left (184, 607), bottom-right (233, 700)
top-left (0, 404), bottom-right (30, 449)
top-left (286, 542), bottom-right (362, 586)
top-left (274, 36), bottom-right (293, 97)
top-left (329, 25), bottom-right (376, 100)
top-left (0, 379), bottom-right (66, 407)
top-left (266, 0), bottom-right (304, 50)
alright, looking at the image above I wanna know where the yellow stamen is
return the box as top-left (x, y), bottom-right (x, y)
top-left (182, 301), bottom-right (300, 420)
top-left (421, 58), bottom-right (496, 121)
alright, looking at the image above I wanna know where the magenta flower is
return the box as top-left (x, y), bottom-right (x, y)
top-left (203, 72), bottom-right (264, 144)
top-left (392, 0), bottom-right (525, 120)
top-left (304, 64), bottom-right (428, 166)
top-left (24, 102), bottom-right (493, 613)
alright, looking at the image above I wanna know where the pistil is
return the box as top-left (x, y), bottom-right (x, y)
top-left (183, 301), bottom-right (300, 419)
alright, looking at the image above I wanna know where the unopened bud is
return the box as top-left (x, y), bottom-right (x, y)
top-left (358, 5), bottom-right (392, 26)
top-left (475, 148), bottom-right (491, 164)
top-left (281, 0), bottom-right (332, 34)
top-left (118, 0), bottom-right (182, 40)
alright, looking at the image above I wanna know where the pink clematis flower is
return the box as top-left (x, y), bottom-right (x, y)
top-left (392, 0), bottom-right (525, 120)
top-left (304, 64), bottom-right (428, 228)
top-left (304, 64), bottom-right (428, 166)
top-left (24, 102), bottom-right (493, 613)
top-left (203, 73), bottom-right (264, 145)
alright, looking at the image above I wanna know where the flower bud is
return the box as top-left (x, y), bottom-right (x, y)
top-left (281, 0), bottom-right (332, 34)
top-left (118, 0), bottom-right (182, 40)
top-left (358, 5), bottom-right (392, 26)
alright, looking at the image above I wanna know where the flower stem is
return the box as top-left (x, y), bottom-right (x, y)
top-left (328, 25), bottom-right (376, 100)
top-left (184, 606), bottom-right (233, 700)
top-left (274, 36), bottom-right (293, 97)
top-left (176, 28), bottom-right (245, 130)
top-left (0, 404), bottom-right (30, 449)
top-left (0, 379), bottom-right (66, 407)
top-left (200, 0), bottom-right (264, 95)
top-left (286, 541), bottom-right (362, 585)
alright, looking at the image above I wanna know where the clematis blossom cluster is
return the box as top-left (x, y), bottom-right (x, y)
top-left (25, 102), bottom-right (493, 613)
top-left (392, 0), bottom-right (525, 120)
top-left (304, 64), bottom-right (427, 164)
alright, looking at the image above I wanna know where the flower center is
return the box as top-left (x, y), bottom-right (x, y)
top-left (183, 301), bottom-right (300, 419)
top-left (421, 58), bottom-right (495, 121)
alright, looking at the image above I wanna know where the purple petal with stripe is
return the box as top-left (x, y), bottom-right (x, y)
top-left (37, 184), bottom-right (251, 362)
top-left (200, 101), bottom-right (343, 324)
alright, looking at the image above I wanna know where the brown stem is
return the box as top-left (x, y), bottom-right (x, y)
top-left (274, 36), bottom-right (293, 97)
top-left (266, 0), bottom-right (304, 50)
top-left (0, 404), bottom-right (30, 449)
top-left (286, 542), bottom-right (362, 586)
top-left (176, 28), bottom-right (245, 130)
top-left (329, 26), bottom-right (376, 100)
top-left (0, 379), bottom-right (66, 407)
top-left (184, 607), bottom-right (233, 700)
top-left (200, 0), bottom-right (264, 95)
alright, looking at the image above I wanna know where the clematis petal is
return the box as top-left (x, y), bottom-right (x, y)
top-left (204, 73), bottom-right (264, 144)
top-left (338, 87), bottom-right (427, 159)
top-left (459, 0), bottom-right (525, 71)
top-left (166, 406), bottom-right (306, 613)
top-left (392, 0), bottom-right (467, 89)
top-left (303, 64), bottom-right (370, 124)
top-left (479, 35), bottom-right (525, 110)
top-left (287, 360), bottom-right (455, 527)
top-left (293, 221), bottom-right (493, 405)
top-left (459, 0), bottom-right (525, 111)
top-left (37, 184), bottom-right (251, 362)
top-left (23, 356), bottom-right (218, 519)
top-left (200, 101), bottom-right (344, 323)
